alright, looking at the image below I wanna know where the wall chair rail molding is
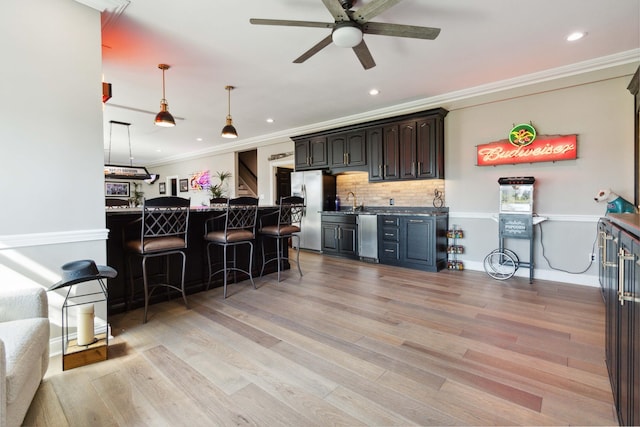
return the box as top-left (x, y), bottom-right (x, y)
top-left (0, 229), bottom-right (109, 250)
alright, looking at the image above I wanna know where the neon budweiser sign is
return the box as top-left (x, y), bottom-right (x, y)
top-left (476, 123), bottom-right (577, 166)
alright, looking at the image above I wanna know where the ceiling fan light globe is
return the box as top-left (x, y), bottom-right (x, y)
top-left (332, 25), bottom-right (362, 48)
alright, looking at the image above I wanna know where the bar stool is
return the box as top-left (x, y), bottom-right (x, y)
top-left (124, 196), bottom-right (190, 323)
top-left (204, 196), bottom-right (259, 298)
top-left (259, 196), bottom-right (305, 282)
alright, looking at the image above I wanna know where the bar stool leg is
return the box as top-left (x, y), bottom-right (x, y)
top-left (142, 256), bottom-right (150, 324)
top-left (293, 234), bottom-right (303, 277)
top-left (248, 242), bottom-right (256, 289)
top-left (179, 252), bottom-right (189, 308)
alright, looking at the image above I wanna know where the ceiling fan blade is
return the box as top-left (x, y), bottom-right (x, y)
top-left (107, 103), bottom-right (185, 120)
top-left (353, 0), bottom-right (402, 23)
top-left (293, 35), bottom-right (334, 64)
top-left (352, 40), bottom-right (376, 70)
top-left (321, 0), bottom-right (350, 22)
top-left (250, 18), bottom-right (334, 29)
top-left (363, 21), bottom-right (440, 40)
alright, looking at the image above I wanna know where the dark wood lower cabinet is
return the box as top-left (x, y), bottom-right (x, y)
top-left (378, 215), bottom-right (447, 272)
top-left (599, 217), bottom-right (640, 426)
top-left (321, 214), bottom-right (358, 259)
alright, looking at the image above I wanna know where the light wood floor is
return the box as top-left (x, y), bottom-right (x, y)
top-left (24, 251), bottom-right (618, 426)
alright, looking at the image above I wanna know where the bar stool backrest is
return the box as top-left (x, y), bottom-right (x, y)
top-left (276, 196), bottom-right (305, 230)
top-left (140, 196), bottom-right (190, 252)
top-left (224, 197), bottom-right (259, 237)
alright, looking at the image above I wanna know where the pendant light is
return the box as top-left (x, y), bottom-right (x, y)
top-left (221, 85), bottom-right (238, 138)
top-left (154, 64), bottom-right (176, 127)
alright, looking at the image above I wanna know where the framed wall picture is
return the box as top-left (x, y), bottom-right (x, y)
top-left (105, 181), bottom-right (130, 197)
top-left (179, 179), bottom-right (189, 192)
top-left (159, 182), bottom-right (166, 195)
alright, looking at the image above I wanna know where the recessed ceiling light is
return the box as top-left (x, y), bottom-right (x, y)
top-left (266, 118), bottom-right (274, 123)
top-left (196, 137), bottom-right (203, 141)
top-left (567, 31), bottom-right (586, 42)
top-left (369, 88), bottom-right (380, 96)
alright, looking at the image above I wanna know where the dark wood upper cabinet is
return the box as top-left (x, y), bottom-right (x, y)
top-left (367, 127), bottom-right (384, 181)
top-left (399, 121), bottom-right (417, 179)
top-left (293, 107), bottom-right (447, 179)
top-left (294, 136), bottom-right (328, 170)
top-left (382, 125), bottom-right (400, 180)
top-left (329, 131), bottom-right (367, 169)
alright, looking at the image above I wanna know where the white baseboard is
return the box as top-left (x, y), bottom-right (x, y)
top-left (462, 260), bottom-right (600, 287)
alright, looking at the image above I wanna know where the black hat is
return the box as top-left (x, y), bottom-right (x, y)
top-left (48, 260), bottom-right (117, 290)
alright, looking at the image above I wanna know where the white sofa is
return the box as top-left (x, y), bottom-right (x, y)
top-left (0, 287), bottom-right (49, 427)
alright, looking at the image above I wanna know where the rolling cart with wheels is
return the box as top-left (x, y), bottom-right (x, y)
top-left (483, 177), bottom-right (543, 283)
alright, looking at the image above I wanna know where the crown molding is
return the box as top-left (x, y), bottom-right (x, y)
top-left (74, 0), bottom-right (129, 12)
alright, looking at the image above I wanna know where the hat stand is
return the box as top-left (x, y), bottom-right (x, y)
top-left (59, 274), bottom-right (109, 371)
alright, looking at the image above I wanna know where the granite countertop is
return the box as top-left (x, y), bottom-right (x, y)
top-left (105, 205), bottom-right (279, 215)
top-left (322, 207), bottom-right (449, 217)
top-left (606, 213), bottom-right (640, 236)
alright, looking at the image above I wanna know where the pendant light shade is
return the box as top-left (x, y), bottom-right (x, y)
top-left (221, 85), bottom-right (238, 138)
top-left (155, 64), bottom-right (176, 127)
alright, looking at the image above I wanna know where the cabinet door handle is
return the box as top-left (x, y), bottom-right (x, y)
top-left (379, 164), bottom-right (383, 177)
top-left (346, 152), bottom-right (350, 164)
top-left (384, 233), bottom-right (394, 236)
top-left (409, 219), bottom-right (424, 223)
top-left (600, 232), bottom-right (617, 267)
top-left (618, 247), bottom-right (640, 305)
top-left (384, 249), bottom-right (394, 253)
top-left (417, 161), bottom-right (422, 174)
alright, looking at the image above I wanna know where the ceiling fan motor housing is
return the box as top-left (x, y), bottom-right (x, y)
top-left (339, 0), bottom-right (355, 10)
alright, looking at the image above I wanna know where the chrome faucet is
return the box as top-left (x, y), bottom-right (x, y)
top-left (346, 191), bottom-right (357, 210)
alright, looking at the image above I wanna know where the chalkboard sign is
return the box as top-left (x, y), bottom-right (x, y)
top-left (499, 214), bottom-right (533, 239)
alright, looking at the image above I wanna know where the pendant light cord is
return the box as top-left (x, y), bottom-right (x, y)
top-left (127, 124), bottom-right (132, 166)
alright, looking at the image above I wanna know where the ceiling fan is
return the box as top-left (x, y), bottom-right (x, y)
top-left (250, 0), bottom-right (440, 70)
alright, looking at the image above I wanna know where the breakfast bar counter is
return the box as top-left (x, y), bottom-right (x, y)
top-left (105, 205), bottom-right (283, 315)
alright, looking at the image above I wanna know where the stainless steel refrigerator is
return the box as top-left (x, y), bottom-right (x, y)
top-left (290, 170), bottom-right (336, 251)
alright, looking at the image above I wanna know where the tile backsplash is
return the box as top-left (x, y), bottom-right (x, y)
top-left (336, 172), bottom-right (445, 208)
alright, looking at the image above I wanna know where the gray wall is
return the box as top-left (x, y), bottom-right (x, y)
top-left (0, 0), bottom-right (106, 350)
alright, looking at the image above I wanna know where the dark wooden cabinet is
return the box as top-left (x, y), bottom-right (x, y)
top-left (329, 131), bottom-right (367, 169)
top-left (367, 127), bottom-right (384, 181)
top-left (378, 214), bottom-right (447, 272)
top-left (321, 214), bottom-right (358, 258)
top-left (379, 216), bottom-right (400, 261)
top-left (292, 107), bottom-right (447, 180)
top-left (399, 116), bottom-right (444, 179)
top-left (368, 125), bottom-right (401, 181)
top-left (294, 136), bottom-right (328, 170)
top-left (599, 217), bottom-right (640, 426)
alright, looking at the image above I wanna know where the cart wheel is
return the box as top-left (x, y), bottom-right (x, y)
top-left (484, 249), bottom-right (517, 280)
top-left (501, 248), bottom-right (520, 272)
